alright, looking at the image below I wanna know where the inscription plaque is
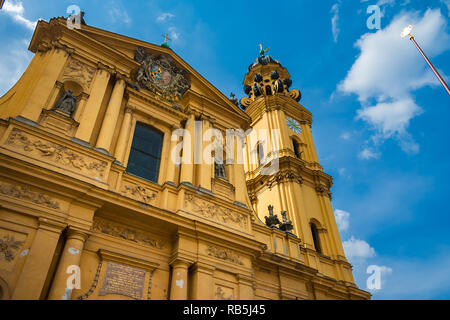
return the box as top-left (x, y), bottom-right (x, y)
top-left (99, 261), bottom-right (146, 300)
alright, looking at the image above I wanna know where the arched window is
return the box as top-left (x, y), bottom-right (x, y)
top-left (257, 142), bottom-right (265, 166)
top-left (127, 122), bottom-right (163, 183)
top-left (310, 223), bottom-right (322, 254)
top-left (292, 139), bottom-right (302, 159)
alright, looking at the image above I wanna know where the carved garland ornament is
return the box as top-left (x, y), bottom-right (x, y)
top-left (184, 193), bottom-right (248, 230)
top-left (267, 170), bottom-right (304, 190)
top-left (6, 128), bottom-right (107, 177)
top-left (206, 245), bottom-right (243, 265)
top-left (120, 184), bottom-right (157, 204)
top-left (0, 235), bottom-right (24, 262)
top-left (93, 218), bottom-right (164, 249)
top-left (133, 46), bottom-right (191, 102)
top-left (315, 185), bottom-right (332, 199)
top-left (215, 286), bottom-right (233, 300)
top-left (62, 58), bottom-right (95, 89)
top-left (0, 183), bottom-right (60, 209)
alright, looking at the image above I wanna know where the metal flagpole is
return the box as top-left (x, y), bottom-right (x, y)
top-left (401, 25), bottom-right (450, 96)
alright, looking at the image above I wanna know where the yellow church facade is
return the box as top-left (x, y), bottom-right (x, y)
top-left (0, 17), bottom-right (370, 300)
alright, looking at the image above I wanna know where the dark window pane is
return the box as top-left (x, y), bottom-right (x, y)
top-left (126, 122), bottom-right (163, 183)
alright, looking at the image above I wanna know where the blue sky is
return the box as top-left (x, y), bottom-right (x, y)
top-left (1, 0), bottom-right (450, 299)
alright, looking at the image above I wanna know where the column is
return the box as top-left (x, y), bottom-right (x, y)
top-left (47, 229), bottom-right (89, 300)
top-left (179, 113), bottom-right (195, 185)
top-left (74, 64), bottom-right (111, 144)
top-left (190, 262), bottom-right (214, 300)
top-left (12, 218), bottom-right (65, 300)
top-left (198, 117), bottom-right (212, 191)
top-left (169, 260), bottom-right (190, 300)
top-left (165, 124), bottom-right (181, 184)
top-left (114, 106), bottom-right (134, 164)
top-left (95, 76), bottom-right (126, 153)
top-left (233, 135), bottom-right (249, 206)
top-left (72, 92), bottom-right (90, 123)
top-left (46, 81), bottom-right (64, 110)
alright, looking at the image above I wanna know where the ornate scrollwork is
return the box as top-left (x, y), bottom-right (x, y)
top-left (315, 185), bottom-right (332, 199)
top-left (267, 170), bottom-right (303, 189)
top-left (93, 218), bottom-right (164, 249)
top-left (184, 193), bottom-right (248, 230)
top-left (215, 286), bottom-right (233, 300)
top-left (6, 128), bottom-right (108, 178)
top-left (0, 235), bottom-right (24, 262)
top-left (0, 183), bottom-right (60, 209)
top-left (133, 46), bottom-right (190, 102)
top-left (62, 58), bottom-right (95, 90)
top-left (206, 245), bottom-right (243, 265)
top-left (120, 184), bottom-right (157, 204)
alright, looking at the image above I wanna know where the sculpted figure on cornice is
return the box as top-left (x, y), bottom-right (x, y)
top-left (133, 46), bottom-right (191, 102)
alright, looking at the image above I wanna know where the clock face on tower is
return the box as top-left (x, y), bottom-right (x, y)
top-left (286, 117), bottom-right (302, 134)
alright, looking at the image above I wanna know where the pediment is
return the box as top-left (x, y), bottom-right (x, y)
top-left (73, 24), bottom-right (249, 124)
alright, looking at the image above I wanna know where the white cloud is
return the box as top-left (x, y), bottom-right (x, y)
top-left (156, 12), bottom-right (175, 22)
top-left (340, 131), bottom-right (351, 140)
top-left (356, 98), bottom-right (423, 138)
top-left (331, 3), bottom-right (340, 43)
top-left (339, 9), bottom-right (450, 155)
top-left (0, 39), bottom-right (33, 96)
top-left (359, 148), bottom-right (380, 160)
top-left (334, 209), bottom-right (350, 232)
top-left (343, 236), bottom-right (376, 259)
top-left (108, 7), bottom-right (132, 24)
top-left (442, 0), bottom-right (450, 17)
top-left (2, 0), bottom-right (37, 30)
top-left (169, 26), bottom-right (179, 40)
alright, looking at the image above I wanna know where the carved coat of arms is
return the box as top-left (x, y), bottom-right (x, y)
top-left (133, 46), bottom-right (191, 102)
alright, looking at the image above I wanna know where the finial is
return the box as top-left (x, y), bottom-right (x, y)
top-left (259, 44), bottom-right (270, 57)
top-left (161, 33), bottom-right (172, 48)
top-left (279, 211), bottom-right (294, 233)
top-left (264, 205), bottom-right (281, 229)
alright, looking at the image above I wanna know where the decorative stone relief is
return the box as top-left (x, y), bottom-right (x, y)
top-left (184, 193), bottom-right (248, 231)
top-left (93, 218), bottom-right (164, 249)
top-left (120, 184), bottom-right (157, 204)
top-left (315, 185), bottom-right (332, 199)
top-left (206, 245), bottom-right (243, 265)
top-left (0, 182), bottom-right (60, 209)
top-left (5, 128), bottom-right (108, 178)
top-left (267, 170), bottom-right (303, 190)
top-left (133, 46), bottom-right (191, 102)
top-left (0, 235), bottom-right (24, 262)
top-left (215, 286), bottom-right (233, 300)
top-left (62, 58), bottom-right (95, 90)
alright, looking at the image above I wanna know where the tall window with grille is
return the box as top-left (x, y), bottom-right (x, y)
top-left (126, 122), bottom-right (163, 183)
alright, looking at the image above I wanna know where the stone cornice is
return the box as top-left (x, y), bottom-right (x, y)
top-left (245, 94), bottom-right (313, 127)
top-left (246, 155), bottom-right (333, 197)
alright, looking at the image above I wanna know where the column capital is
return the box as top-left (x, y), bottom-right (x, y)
top-left (66, 228), bottom-right (90, 242)
top-left (38, 217), bottom-right (66, 233)
top-left (115, 73), bottom-right (128, 82)
top-left (124, 105), bottom-right (136, 114)
top-left (169, 258), bottom-right (193, 269)
top-left (97, 62), bottom-right (114, 74)
top-left (190, 261), bottom-right (215, 274)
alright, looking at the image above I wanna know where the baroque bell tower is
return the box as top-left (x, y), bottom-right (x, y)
top-left (242, 50), bottom-right (352, 278)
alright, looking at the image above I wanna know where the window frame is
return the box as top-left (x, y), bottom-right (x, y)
top-left (126, 121), bottom-right (164, 184)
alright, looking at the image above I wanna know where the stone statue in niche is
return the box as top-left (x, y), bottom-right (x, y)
top-left (214, 160), bottom-right (226, 179)
top-left (52, 89), bottom-right (77, 116)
